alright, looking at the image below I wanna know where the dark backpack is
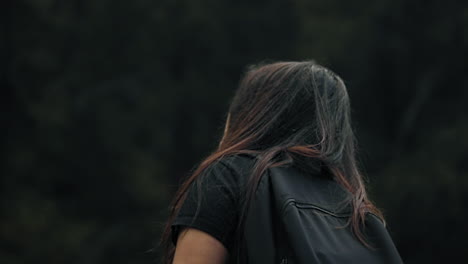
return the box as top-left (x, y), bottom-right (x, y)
top-left (242, 165), bottom-right (403, 264)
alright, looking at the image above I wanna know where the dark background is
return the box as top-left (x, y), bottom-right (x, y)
top-left (2, 0), bottom-right (468, 263)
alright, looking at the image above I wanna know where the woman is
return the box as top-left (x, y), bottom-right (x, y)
top-left (160, 61), bottom-right (402, 264)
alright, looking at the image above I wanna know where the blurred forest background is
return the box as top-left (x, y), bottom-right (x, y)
top-left (2, 0), bottom-right (468, 263)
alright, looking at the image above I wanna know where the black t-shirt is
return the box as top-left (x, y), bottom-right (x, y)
top-left (171, 155), bottom-right (254, 256)
top-left (171, 154), bottom-right (403, 264)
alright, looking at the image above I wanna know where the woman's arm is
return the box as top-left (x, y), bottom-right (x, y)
top-left (173, 227), bottom-right (228, 264)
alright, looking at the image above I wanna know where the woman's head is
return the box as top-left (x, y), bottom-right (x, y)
top-left (220, 61), bottom-right (354, 167)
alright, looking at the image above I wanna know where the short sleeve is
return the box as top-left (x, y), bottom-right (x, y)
top-left (171, 160), bottom-right (240, 251)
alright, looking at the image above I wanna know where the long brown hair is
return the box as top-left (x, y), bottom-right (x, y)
top-left (160, 61), bottom-right (384, 263)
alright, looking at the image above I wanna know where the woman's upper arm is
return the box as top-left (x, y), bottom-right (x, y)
top-left (173, 227), bottom-right (228, 264)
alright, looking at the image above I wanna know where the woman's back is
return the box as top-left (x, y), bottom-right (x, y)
top-left (170, 154), bottom-right (402, 263)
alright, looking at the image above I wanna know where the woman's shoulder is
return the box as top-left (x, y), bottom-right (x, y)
top-left (197, 153), bottom-right (257, 187)
top-left (218, 153), bottom-right (257, 171)
top-left (195, 153), bottom-right (257, 190)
